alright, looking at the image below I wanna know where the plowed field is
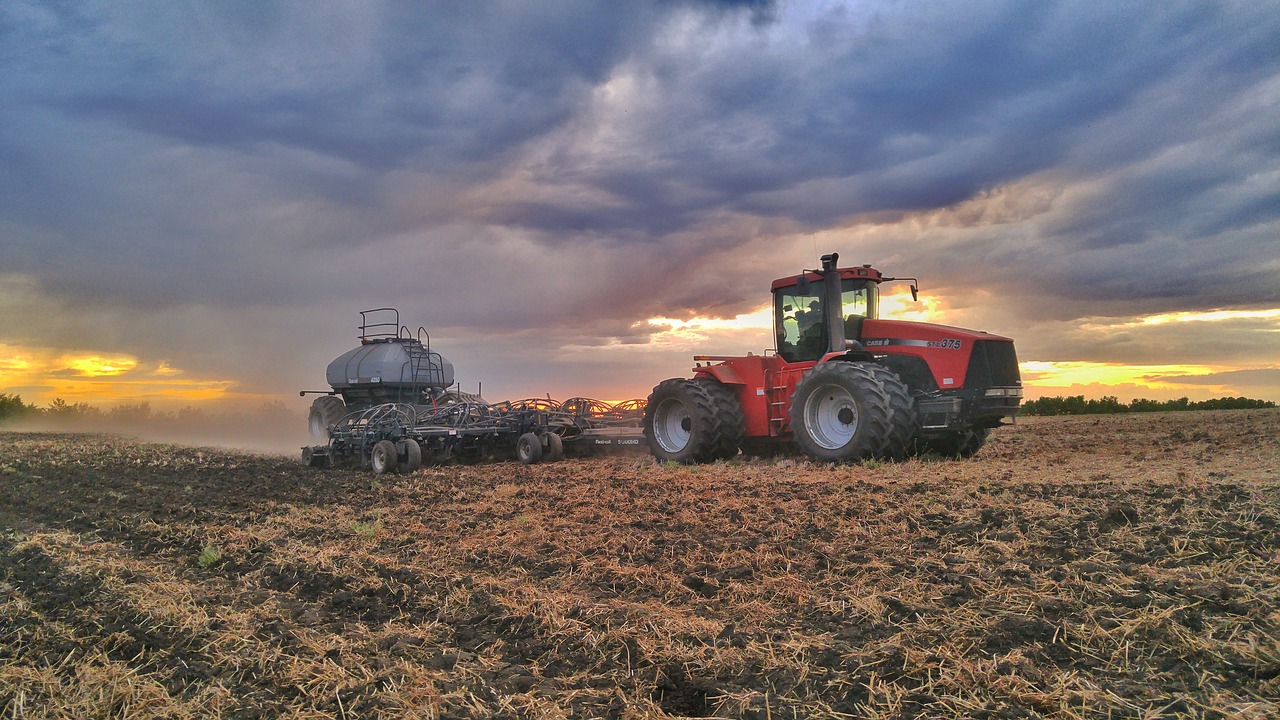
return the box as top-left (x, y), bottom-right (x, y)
top-left (2, 410), bottom-right (1278, 719)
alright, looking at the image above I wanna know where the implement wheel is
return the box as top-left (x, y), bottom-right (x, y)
top-left (399, 440), bottom-right (423, 473)
top-left (370, 439), bottom-right (399, 474)
top-left (545, 433), bottom-right (564, 462)
top-left (789, 362), bottom-right (894, 462)
top-left (302, 446), bottom-right (331, 468)
top-left (644, 378), bottom-right (743, 464)
top-left (517, 432), bottom-right (543, 464)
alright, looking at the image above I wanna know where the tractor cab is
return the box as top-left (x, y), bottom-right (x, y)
top-left (773, 259), bottom-right (885, 362)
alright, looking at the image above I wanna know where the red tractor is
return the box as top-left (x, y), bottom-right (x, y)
top-left (643, 252), bottom-right (1022, 462)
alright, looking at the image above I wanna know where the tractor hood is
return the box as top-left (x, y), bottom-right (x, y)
top-left (859, 318), bottom-right (1013, 346)
top-left (858, 318), bottom-right (1019, 392)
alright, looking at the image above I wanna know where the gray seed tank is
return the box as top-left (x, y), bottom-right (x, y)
top-left (303, 308), bottom-right (463, 439)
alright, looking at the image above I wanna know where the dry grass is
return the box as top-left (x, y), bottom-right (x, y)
top-left (2, 409), bottom-right (1278, 718)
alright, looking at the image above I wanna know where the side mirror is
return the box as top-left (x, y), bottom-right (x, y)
top-left (910, 284), bottom-right (919, 302)
top-left (796, 276), bottom-right (812, 295)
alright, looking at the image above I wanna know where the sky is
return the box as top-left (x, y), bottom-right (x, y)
top-left (1, 0), bottom-right (1278, 414)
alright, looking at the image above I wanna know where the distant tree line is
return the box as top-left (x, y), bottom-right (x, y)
top-left (0, 391), bottom-right (304, 444)
top-left (1021, 394), bottom-right (1276, 416)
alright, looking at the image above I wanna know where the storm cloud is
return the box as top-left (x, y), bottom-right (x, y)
top-left (1, 0), bottom-right (1277, 405)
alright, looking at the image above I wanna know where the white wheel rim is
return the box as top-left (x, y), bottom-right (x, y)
top-left (804, 383), bottom-right (858, 450)
top-left (653, 397), bottom-right (692, 453)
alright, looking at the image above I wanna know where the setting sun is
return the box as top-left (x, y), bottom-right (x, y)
top-left (60, 354), bottom-right (139, 377)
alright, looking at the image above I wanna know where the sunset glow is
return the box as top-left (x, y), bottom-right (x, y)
top-left (60, 354), bottom-right (138, 377)
top-left (879, 289), bottom-right (942, 324)
top-left (1020, 361), bottom-right (1218, 390)
top-left (1137, 309), bottom-right (1280, 325)
top-left (0, 345), bottom-right (245, 408)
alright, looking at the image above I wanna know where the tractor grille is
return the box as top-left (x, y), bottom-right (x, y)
top-left (966, 340), bottom-right (1021, 390)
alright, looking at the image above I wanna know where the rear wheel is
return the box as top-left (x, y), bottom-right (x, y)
top-left (789, 362), bottom-right (894, 462)
top-left (308, 395), bottom-right (346, 440)
top-left (644, 378), bottom-right (744, 464)
top-left (370, 439), bottom-right (398, 474)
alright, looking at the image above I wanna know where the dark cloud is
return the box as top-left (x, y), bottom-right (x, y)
top-left (0, 0), bottom-right (1277, 405)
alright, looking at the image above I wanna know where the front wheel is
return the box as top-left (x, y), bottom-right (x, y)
top-left (868, 365), bottom-right (916, 460)
top-left (643, 378), bottom-right (743, 464)
top-left (789, 362), bottom-right (895, 462)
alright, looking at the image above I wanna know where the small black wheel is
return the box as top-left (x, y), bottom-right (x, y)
top-left (545, 433), bottom-right (564, 462)
top-left (370, 439), bottom-right (399, 474)
top-left (399, 440), bottom-right (423, 473)
top-left (301, 446), bottom-right (331, 468)
top-left (308, 395), bottom-right (346, 440)
top-left (516, 432), bottom-right (543, 464)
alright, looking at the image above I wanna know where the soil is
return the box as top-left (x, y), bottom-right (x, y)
top-left (1, 409), bottom-right (1278, 719)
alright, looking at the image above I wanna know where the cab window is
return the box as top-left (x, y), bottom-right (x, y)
top-left (776, 282), bottom-right (826, 362)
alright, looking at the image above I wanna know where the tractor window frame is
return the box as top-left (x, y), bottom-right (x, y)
top-left (775, 278), bottom-right (878, 362)
top-left (775, 282), bottom-right (827, 362)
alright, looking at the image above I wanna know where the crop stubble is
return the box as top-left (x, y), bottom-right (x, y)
top-left (1, 409), bottom-right (1278, 718)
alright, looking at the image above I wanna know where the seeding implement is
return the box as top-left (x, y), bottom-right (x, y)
top-left (643, 252), bottom-right (1022, 463)
top-left (300, 309), bottom-right (644, 472)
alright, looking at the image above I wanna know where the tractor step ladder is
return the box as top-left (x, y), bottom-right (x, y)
top-left (764, 369), bottom-right (791, 432)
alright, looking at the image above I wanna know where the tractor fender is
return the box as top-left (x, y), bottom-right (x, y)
top-left (817, 348), bottom-right (874, 365)
top-left (694, 364), bottom-right (746, 386)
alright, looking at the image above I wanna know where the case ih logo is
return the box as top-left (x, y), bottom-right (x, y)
top-left (864, 337), bottom-right (963, 350)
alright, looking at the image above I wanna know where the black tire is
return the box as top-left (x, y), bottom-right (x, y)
top-left (789, 362), bottom-right (895, 462)
top-left (370, 439), bottom-right (398, 474)
top-left (644, 378), bottom-right (744, 464)
top-left (868, 365), bottom-right (916, 460)
top-left (545, 433), bottom-right (565, 462)
top-left (927, 427), bottom-right (991, 458)
top-left (645, 376), bottom-right (747, 458)
top-left (399, 440), bottom-right (423, 473)
top-left (308, 395), bottom-right (346, 440)
top-left (301, 446), bottom-right (331, 468)
top-left (517, 432), bottom-right (543, 464)
top-left (700, 379), bottom-right (745, 460)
